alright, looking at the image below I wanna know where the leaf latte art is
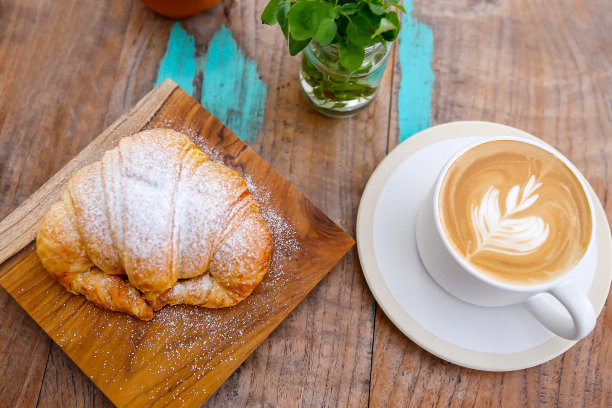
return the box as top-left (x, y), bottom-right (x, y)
top-left (470, 175), bottom-right (550, 257)
top-left (438, 141), bottom-right (592, 286)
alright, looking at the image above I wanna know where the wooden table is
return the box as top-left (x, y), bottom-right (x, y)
top-left (0, 0), bottom-right (610, 406)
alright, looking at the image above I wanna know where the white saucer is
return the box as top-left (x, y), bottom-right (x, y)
top-left (356, 121), bottom-right (612, 371)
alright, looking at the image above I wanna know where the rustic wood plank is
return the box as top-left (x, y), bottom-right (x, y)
top-left (105, 1), bottom-right (179, 128)
top-left (0, 0), bottom-right (134, 219)
top-left (370, 0), bottom-right (612, 407)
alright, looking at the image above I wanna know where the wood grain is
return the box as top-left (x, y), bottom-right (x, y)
top-left (0, 277), bottom-right (51, 407)
top-left (37, 343), bottom-right (113, 408)
top-left (371, 1), bottom-right (612, 407)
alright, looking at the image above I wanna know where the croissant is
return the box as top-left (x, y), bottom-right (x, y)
top-left (36, 129), bottom-right (273, 320)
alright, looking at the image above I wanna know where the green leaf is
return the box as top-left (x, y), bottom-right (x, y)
top-left (372, 14), bottom-right (399, 39)
top-left (340, 3), bottom-right (361, 16)
top-left (315, 2), bottom-right (334, 21)
top-left (380, 11), bottom-right (400, 41)
top-left (346, 19), bottom-right (374, 46)
top-left (276, 1), bottom-right (291, 39)
top-left (289, 1), bottom-right (333, 41)
top-left (315, 18), bottom-right (337, 46)
top-left (331, 5), bottom-right (342, 19)
top-left (289, 35), bottom-right (311, 56)
top-left (368, 2), bottom-right (386, 15)
top-left (360, 7), bottom-right (383, 32)
top-left (288, 1), bottom-right (320, 41)
top-left (261, 0), bottom-right (280, 25)
top-left (338, 41), bottom-right (365, 71)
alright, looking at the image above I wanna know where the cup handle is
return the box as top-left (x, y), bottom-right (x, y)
top-left (522, 280), bottom-right (596, 341)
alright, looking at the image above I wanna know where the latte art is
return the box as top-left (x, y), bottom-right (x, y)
top-left (470, 175), bottom-right (550, 257)
top-left (438, 140), bottom-right (592, 286)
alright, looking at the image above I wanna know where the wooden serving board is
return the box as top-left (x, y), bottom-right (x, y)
top-left (0, 79), bottom-right (354, 407)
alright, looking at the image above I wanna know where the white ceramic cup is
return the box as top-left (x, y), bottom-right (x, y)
top-left (416, 136), bottom-right (597, 341)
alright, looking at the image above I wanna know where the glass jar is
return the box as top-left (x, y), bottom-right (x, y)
top-left (300, 41), bottom-right (393, 118)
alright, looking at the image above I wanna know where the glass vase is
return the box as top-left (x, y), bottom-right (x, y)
top-left (299, 41), bottom-right (393, 118)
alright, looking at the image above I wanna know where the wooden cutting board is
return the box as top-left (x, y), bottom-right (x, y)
top-left (0, 79), bottom-right (354, 407)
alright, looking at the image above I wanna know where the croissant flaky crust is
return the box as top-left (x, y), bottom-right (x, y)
top-left (36, 129), bottom-right (273, 320)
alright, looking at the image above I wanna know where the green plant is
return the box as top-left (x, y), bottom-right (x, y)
top-left (261, 0), bottom-right (403, 71)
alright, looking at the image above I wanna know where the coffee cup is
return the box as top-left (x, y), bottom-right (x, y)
top-left (416, 136), bottom-right (596, 341)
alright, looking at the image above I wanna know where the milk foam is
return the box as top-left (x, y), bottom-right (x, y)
top-left (470, 175), bottom-right (550, 257)
top-left (438, 140), bottom-right (592, 286)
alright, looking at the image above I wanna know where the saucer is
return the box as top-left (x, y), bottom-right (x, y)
top-left (356, 121), bottom-right (612, 371)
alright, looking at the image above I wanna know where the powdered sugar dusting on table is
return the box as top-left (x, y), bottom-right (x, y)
top-left (193, 137), bottom-right (225, 164)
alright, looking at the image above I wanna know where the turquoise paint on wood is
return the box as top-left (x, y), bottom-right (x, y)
top-left (202, 25), bottom-right (267, 143)
top-left (155, 22), bottom-right (203, 96)
top-left (398, 1), bottom-right (435, 141)
top-left (155, 23), bottom-right (267, 142)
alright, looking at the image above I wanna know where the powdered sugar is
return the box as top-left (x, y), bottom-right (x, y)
top-left (140, 121), bottom-right (303, 286)
top-left (244, 174), bottom-right (301, 274)
top-left (174, 155), bottom-right (247, 279)
top-left (192, 137), bottom-right (225, 164)
top-left (165, 272), bottom-right (213, 301)
top-left (116, 132), bottom-right (184, 289)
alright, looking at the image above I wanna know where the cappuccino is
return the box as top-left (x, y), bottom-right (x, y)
top-left (438, 140), bottom-right (592, 286)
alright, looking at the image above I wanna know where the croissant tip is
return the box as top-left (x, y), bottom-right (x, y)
top-left (133, 306), bottom-right (155, 321)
